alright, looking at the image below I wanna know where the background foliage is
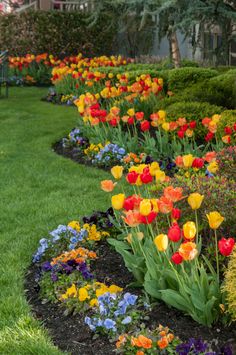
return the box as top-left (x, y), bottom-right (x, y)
top-left (0, 10), bottom-right (117, 56)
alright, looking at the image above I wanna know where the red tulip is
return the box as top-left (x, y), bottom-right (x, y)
top-left (140, 120), bottom-right (150, 132)
top-left (126, 171), bottom-right (139, 184)
top-left (218, 237), bottom-right (235, 256)
top-left (109, 118), bottom-right (118, 127)
top-left (140, 171), bottom-right (153, 184)
top-left (123, 195), bottom-right (142, 211)
top-left (177, 129), bottom-right (185, 139)
top-left (224, 126), bottom-right (232, 135)
top-left (182, 124), bottom-right (188, 132)
top-left (192, 158), bottom-right (204, 169)
top-left (189, 121), bottom-right (197, 129)
top-left (135, 112), bottom-right (144, 121)
top-left (123, 196), bottom-right (135, 211)
top-left (171, 252), bottom-right (183, 264)
top-left (168, 224), bottom-right (182, 242)
top-left (128, 117), bottom-right (135, 125)
top-left (140, 211), bottom-right (157, 224)
top-left (205, 132), bottom-right (214, 142)
top-left (171, 208), bottom-right (181, 220)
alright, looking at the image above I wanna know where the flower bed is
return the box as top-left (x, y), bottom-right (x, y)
top-left (28, 208), bottom-right (235, 355)
top-left (20, 53), bottom-right (236, 354)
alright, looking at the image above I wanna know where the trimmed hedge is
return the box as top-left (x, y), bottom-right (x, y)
top-left (0, 11), bottom-right (117, 56)
top-left (165, 67), bottom-right (219, 92)
top-left (164, 101), bottom-right (222, 120)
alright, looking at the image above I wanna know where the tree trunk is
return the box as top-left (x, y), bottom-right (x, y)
top-left (169, 30), bottom-right (181, 68)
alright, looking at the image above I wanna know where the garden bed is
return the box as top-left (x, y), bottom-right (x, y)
top-left (25, 240), bottom-right (236, 355)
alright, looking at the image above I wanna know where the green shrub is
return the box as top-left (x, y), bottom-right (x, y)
top-left (219, 110), bottom-right (236, 129)
top-left (181, 59), bottom-right (199, 67)
top-left (164, 101), bottom-right (222, 120)
top-left (206, 72), bottom-right (236, 109)
top-left (167, 67), bottom-right (219, 92)
top-left (222, 246), bottom-right (236, 321)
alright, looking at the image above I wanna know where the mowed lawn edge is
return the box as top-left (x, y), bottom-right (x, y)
top-left (0, 88), bottom-right (109, 354)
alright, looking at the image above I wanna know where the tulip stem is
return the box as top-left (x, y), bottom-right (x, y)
top-left (214, 229), bottom-right (220, 284)
top-left (195, 210), bottom-right (199, 246)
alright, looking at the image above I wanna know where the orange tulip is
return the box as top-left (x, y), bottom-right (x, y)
top-left (203, 151), bottom-right (216, 163)
top-left (164, 186), bottom-right (183, 202)
top-left (179, 242), bottom-right (198, 261)
top-left (158, 196), bottom-right (173, 214)
top-left (123, 210), bottom-right (142, 227)
top-left (175, 155), bottom-right (184, 167)
top-left (101, 180), bottom-right (117, 192)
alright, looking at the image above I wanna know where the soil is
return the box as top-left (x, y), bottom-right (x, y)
top-left (25, 241), bottom-right (236, 355)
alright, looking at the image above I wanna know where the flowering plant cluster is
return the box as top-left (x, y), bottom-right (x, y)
top-left (85, 292), bottom-right (140, 335)
top-left (101, 163), bottom-right (235, 327)
top-left (33, 211), bottom-right (183, 352)
top-left (9, 53), bottom-right (128, 85)
top-left (33, 220), bottom-right (108, 263)
top-left (116, 325), bottom-right (179, 354)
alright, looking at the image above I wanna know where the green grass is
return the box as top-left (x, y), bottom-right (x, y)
top-left (0, 88), bottom-right (109, 354)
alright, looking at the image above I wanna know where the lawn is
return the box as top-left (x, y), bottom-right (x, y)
top-left (0, 87), bottom-right (109, 354)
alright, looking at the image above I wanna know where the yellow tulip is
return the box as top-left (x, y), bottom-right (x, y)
top-left (207, 161), bottom-right (218, 174)
top-left (127, 108), bottom-right (135, 116)
top-left (111, 194), bottom-right (125, 210)
top-left (187, 193), bottom-right (204, 210)
top-left (162, 122), bottom-right (170, 131)
top-left (111, 165), bottom-right (124, 180)
top-left (183, 154), bottom-right (194, 168)
top-left (154, 234), bottom-right (168, 252)
top-left (139, 199), bottom-right (152, 216)
top-left (155, 170), bottom-right (166, 182)
top-left (183, 221), bottom-right (196, 240)
top-left (158, 110), bottom-right (166, 121)
top-left (206, 211), bottom-right (224, 229)
top-left (186, 129), bottom-right (193, 138)
top-left (151, 199), bottom-right (159, 213)
top-left (149, 161), bottom-right (160, 176)
top-left (212, 114), bottom-right (221, 123)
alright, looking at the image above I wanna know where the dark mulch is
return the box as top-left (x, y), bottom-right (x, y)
top-left (25, 240), bottom-right (236, 355)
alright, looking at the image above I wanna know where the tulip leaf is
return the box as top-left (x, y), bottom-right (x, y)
top-left (160, 289), bottom-right (192, 313)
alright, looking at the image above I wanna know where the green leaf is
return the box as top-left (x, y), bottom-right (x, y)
top-left (160, 289), bottom-right (192, 313)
